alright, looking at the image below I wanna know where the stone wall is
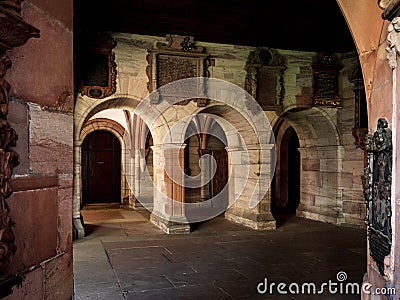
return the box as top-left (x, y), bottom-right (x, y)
top-left (74, 32), bottom-right (366, 231)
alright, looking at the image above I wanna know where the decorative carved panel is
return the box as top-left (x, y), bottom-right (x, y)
top-left (244, 48), bottom-right (286, 114)
top-left (363, 118), bottom-right (392, 276)
top-left (146, 35), bottom-right (209, 106)
top-left (312, 53), bottom-right (343, 107)
top-left (76, 31), bottom-right (117, 99)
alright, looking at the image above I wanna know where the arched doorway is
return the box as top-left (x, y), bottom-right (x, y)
top-left (272, 125), bottom-right (300, 222)
top-left (82, 130), bottom-right (121, 205)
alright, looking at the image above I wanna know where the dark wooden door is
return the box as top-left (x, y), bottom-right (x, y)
top-left (211, 150), bottom-right (228, 208)
top-left (82, 131), bottom-right (121, 204)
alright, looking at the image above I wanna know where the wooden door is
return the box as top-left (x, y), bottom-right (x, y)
top-left (82, 131), bottom-right (121, 204)
top-left (211, 150), bottom-right (228, 208)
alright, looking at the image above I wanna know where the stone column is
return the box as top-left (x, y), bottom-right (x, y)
top-left (224, 144), bottom-right (276, 230)
top-left (0, 0), bottom-right (40, 293)
top-left (72, 141), bottom-right (85, 238)
top-left (198, 148), bottom-right (211, 200)
top-left (150, 143), bottom-right (190, 234)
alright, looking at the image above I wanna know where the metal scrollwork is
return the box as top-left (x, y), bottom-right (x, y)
top-left (363, 118), bottom-right (392, 276)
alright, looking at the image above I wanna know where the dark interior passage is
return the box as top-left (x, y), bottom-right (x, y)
top-left (272, 125), bottom-right (300, 225)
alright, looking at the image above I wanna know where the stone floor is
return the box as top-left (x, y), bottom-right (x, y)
top-left (73, 208), bottom-right (367, 299)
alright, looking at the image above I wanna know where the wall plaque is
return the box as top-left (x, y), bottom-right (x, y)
top-left (244, 48), bottom-right (286, 114)
top-left (363, 118), bottom-right (392, 276)
top-left (146, 35), bottom-right (209, 106)
top-left (312, 53), bottom-right (342, 107)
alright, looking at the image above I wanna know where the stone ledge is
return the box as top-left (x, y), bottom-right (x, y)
top-left (225, 207), bottom-right (276, 230)
top-left (150, 212), bottom-right (190, 234)
top-left (12, 175), bottom-right (58, 192)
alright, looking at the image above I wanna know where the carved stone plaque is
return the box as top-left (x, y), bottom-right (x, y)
top-left (244, 48), bottom-right (286, 113)
top-left (312, 53), bottom-right (343, 107)
top-left (146, 35), bottom-right (209, 106)
top-left (363, 118), bottom-right (392, 275)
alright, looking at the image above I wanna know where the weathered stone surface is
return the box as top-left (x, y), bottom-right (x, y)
top-left (43, 253), bottom-right (73, 300)
top-left (57, 175), bottom-right (73, 253)
top-left (7, 187), bottom-right (58, 274)
top-left (4, 267), bottom-right (43, 300)
top-left (8, 100), bottom-right (29, 175)
top-left (7, 3), bottom-right (74, 110)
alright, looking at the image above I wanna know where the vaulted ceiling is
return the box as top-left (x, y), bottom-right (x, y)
top-left (74, 0), bottom-right (355, 53)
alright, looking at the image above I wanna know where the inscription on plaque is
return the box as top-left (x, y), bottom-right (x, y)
top-left (312, 53), bottom-right (342, 107)
top-left (315, 73), bottom-right (335, 98)
top-left (146, 35), bottom-right (209, 106)
top-left (157, 56), bottom-right (197, 87)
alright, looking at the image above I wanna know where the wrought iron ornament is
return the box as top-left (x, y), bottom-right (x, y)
top-left (363, 118), bottom-right (392, 276)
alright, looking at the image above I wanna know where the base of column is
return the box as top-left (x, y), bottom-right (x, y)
top-left (296, 205), bottom-right (338, 224)
top-left (150, 212), bottom-right (190, 234)
top-left (225, 207), bottom-right (276, 230)
top-left (73, 216), bottom-right (85, 239)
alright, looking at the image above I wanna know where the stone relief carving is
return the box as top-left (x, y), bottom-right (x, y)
top-left (146, 35), bottom-right (210, 106)
top-left (244, 48), bottom-right (286, 114)
top-left (363, 119), bottom-right (392, 278)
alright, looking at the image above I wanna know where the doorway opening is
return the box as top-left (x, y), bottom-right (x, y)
top-left (272, 125), bottom-right (300, 226)
top-left (82, 130), bottom-right (121, 206)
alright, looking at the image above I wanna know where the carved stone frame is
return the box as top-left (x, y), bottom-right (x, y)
top-left (146, 35), bottom-right (210, 106)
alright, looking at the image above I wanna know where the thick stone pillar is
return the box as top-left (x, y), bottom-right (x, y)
top-left (150, 144), bottom-right (190, 234)
top-left (360, 9), bottom-right (400, 299)
top-left (224, 145), bottom-right (276, 230)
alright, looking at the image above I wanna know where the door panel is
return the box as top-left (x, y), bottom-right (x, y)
top-left (82, 131), bottom-right (121, 204)
top-left (211, 150), bottom-right (228, 208)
